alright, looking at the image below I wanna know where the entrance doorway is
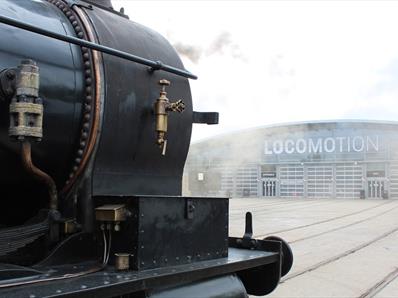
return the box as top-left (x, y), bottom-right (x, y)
top-left (367, 178), bottom-right (387, 199)
top-left (262, 179), bottom-right (277, 197)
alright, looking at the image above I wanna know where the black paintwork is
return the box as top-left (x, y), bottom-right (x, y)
top-left (85, 7), bottom-right (193, 196)
top-left (0, 247), bottom-right (278, 297)
top-left (0, 0), bottom-right (84, 225)
top-left (95, 196), bottom-right (228, 270)
top-left (0, 1), bottom-right (292, 296)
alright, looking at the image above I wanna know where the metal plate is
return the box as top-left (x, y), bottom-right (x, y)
top-left (0, 248), bottom-right (278, 297)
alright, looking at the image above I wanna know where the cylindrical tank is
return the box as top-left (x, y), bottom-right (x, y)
top-left (0, 0), bottom-right (193, 225)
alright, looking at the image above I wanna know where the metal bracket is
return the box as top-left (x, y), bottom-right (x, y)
top-left (186, 199), bottom-right (195, 220)
top-left (193, 111), bottom-right (219, 125)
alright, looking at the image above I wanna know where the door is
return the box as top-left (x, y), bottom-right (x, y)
top-left (262, 179), bottom-right (277, 197)
top-left (367, 178), bottom-right (387, 198)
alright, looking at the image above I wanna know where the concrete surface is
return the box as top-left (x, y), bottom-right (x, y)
top-left (229, 198), bottom-right (398, 298)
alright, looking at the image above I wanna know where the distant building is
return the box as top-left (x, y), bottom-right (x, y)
top-left (184, 120), bottom-right (398, 199)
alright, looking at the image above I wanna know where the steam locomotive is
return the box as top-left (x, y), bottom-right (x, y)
top-left (0, 0), bottom-right (292, 296)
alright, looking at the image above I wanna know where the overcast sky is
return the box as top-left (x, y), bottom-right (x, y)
top-left (112, 1), bottom-right (398, 141)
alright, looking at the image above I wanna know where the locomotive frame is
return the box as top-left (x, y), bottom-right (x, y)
top-left (0, 0), bottom-right (292, 297)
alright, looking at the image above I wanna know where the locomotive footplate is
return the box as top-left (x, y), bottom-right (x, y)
top-left (0, 246), bottom-right (281, 297)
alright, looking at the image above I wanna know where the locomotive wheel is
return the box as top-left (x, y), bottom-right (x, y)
top-left (264, 236), bottom-right (293, 277)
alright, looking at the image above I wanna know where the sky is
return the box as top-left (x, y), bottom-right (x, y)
top-left (112, 1), bottom-right (398, 141)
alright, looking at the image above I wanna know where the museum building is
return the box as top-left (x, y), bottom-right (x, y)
top-left (184, 120), bottom-right (398, 199)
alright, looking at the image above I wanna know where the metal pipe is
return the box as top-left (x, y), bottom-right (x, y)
top-left (21, 141), bottom-right (58, 211)
top-left (0, 14), bottom-right (197, 80)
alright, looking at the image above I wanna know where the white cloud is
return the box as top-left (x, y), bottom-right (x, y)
top-left (112, 1), bottom-right (398, 141)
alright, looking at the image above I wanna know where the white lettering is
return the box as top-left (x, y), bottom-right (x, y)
top-left (324, 137), bottom-right (335, 153)
top-left (296, 139), bottom-right (307, 154)
top-left (353, 136), bottom-right (364, 152)
top-left (367, 136), bottom-right (379, 152)
top-left (347, 137), bottom-right (351, 152)
top-left (263, 135), bottom-right (381, 155)
top-left (309, 138), bottom-right (322, 153)
top-left (285, 140), bottom-right (295, 154)
top-left (336, 137), bottom-right (345, 152)
top-left (273, 140), bottom-right (284, 154)
top-left (264, 141), bottom-right (273, 154)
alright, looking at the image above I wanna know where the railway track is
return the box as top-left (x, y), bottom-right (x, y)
top-left (255, 200), bottom-right (393, 238)
top-left (230, 199), bottom-right (347, 219)
top-left (229, 198), bottom-right (320, 215)
top-left (282, 226), bottom-right (398, 282)
top-left (358, 267), bottom-right (398, 298)
top-left (289, 203), bottom-right (398, 243)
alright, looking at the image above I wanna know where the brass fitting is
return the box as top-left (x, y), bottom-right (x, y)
top-left (9, 60), bottom-right (43, 141)
top-left (154, 79), bottom-right (185, 155)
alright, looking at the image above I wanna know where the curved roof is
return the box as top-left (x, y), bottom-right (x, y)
top-left (192, 119), bottom-right (398, 145)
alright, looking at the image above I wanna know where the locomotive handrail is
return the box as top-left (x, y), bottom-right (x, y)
top-left (0, 15), bottom-right (198, 80)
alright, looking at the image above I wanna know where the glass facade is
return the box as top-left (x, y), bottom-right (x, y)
top-left (184, 121), bottom-right (398, 199)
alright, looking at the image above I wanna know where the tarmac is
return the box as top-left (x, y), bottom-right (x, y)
top-left (229, 198), bottom-right (398, 298)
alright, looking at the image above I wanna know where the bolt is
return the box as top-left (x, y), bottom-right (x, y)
top-left (6, 71), bottom-right (15, 80)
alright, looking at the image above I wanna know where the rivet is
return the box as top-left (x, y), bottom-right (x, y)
top-left (85, 95), bottom-right (92, 103)
top-left (86, 78), bottom-right (92, 85)
top-left (69, 173), bottom-right (74, 179)
top-left (56, 290), bottom-right (62, 293)
top-left (104, 281), bottom-right (110, 285)
top-left (69, 16), bottom-right (76, 22)
top-left (85, 69), bottom-right (91, 76)
top-left (75, 158), bottom-right (82, 164)
top-left (84, 113), bottom-right (90, 120)
top-left (84, 61), bottom-right (91, 68)
top-left (75, 26), bottom-right (81, 31)
top-left (78, 32), bottom-right (84, 38)
top-left (82, 47), bottom-right (88, 53)
top-left (82, 122), bottom-right (90, 131)
top-left (83, 53), bottom-right (90, 60)
top-left (66, 11), bottom-right (72, 17)
top-left (81, 132), bottom-right (88, 140)
top-left (73, 166), bottom-right (78, 172)
top-left (81, 285), bottom-right (87, 289)
top-left (84, 104), bottom-right (91, 113)
top-left (77, 149), bottom-right (84, 157)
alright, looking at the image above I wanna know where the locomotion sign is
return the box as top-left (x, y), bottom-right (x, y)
top-left (264, 136), bottom-right (379, 155)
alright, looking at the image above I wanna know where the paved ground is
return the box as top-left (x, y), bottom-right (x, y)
top-left (229, 198), bottom-right (398, 298)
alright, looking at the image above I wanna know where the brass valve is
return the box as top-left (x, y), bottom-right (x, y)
top-left (154, 79), bottom-right (185, 155)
